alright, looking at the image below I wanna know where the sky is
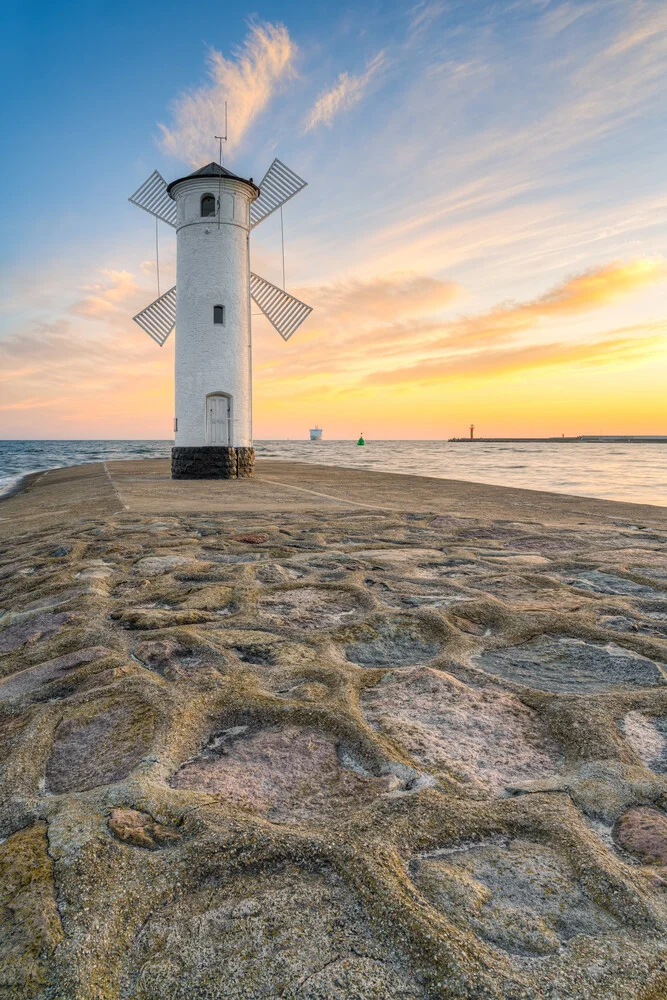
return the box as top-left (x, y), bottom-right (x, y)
top-left (1, 0), bottom-right (667, 440)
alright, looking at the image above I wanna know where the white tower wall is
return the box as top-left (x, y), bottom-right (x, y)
top-left (171, 176), bottom-right (256, 449)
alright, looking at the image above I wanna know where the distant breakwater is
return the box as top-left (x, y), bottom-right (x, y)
top-left (449, 435), bottom-right (667, 443)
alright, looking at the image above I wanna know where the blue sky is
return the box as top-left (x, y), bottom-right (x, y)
top-left (2, 0), bottom-right (667, 438)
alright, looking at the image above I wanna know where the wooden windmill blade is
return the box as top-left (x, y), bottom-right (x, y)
top-left (128, 170), bottom-right (177, 228)
top-left (133, 286), bottom-right (176, 346)
top-left (250, 273), bottom-right (312, 341)
top-left (250, 159), bottom-right (307, 229)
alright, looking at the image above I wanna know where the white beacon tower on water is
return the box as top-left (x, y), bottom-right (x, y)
top-left (128, 157), bottom-right (312, 479)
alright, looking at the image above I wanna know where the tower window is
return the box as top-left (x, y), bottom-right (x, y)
top-left (213, 305), bottom-right (225, 325)
top-left (201, 194), bottom-right (216, 217)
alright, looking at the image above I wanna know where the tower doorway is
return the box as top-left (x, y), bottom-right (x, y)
top-left (206, 393), bottom-right (232, 445)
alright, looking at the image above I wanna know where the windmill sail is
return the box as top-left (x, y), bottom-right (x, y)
top-left (128, 170), bottom-right (177, 228)
top-left (250, 273), bottom-right (312, 341)
top-left (133, 286), bottom-right (176, 346)
top-left (250, 159), bottom-right (307, 229)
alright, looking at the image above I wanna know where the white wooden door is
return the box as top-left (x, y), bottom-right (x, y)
top-left (206, 394), bottom-right (231, 445)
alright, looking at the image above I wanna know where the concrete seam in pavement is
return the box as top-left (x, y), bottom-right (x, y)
top-left (255, 476), bottom-right (400, 512)
top-left (103, 461), bottom-right (129, 511)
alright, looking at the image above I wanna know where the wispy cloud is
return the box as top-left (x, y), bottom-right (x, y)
top-left (303, 52), bottom-right (385, 132)
top-left (305, 272), bottom-right (459, 322)
top-left (253, 258), bottom-right (667, 386)
top-left (407, 1), bottom-right (446, 39)
top-left (72, 270), bottom-right (141, 319)
top-left (327, 0), bottom-right (667, 292)
top-left (158, 21), bottom-right (297, 165)
top-left (0, 265), bottom-right (174, 435)
top-left (432, 258), bottom-right (667, 351)
top-left (365, 331), bottom-right (667, 387)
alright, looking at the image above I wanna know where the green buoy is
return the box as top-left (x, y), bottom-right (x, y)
top-left (357, 432), bottom-right (365, 446)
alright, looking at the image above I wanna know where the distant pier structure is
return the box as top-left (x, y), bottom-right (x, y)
top-left (449, 435), bottom-right (667, 443)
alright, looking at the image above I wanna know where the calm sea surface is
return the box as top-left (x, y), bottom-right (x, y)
top-left (0, 439), bottom-right (666, 507)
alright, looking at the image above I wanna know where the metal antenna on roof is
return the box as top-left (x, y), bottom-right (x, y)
top-left (214, 102), bottom-right (227, 166)
top-left (215, 102), bottom-right (228, 230)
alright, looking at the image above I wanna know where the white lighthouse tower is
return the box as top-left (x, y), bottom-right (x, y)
top-left (128, 158), bottom-right (311, 478)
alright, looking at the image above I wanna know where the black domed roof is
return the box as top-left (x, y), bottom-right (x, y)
top-left (167, 162), bottom-right (259, 198)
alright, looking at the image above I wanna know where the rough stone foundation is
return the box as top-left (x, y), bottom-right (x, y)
top-left (171, 446), bottom-right (255, 479)
top-left (236, 446), bottom-right (255, 478)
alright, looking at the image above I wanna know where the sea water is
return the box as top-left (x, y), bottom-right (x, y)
top-left (0, 439), bottom-right (666, 507)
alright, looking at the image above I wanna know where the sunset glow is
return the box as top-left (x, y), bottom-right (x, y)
top-left (2, 2), bottom-right (667, 439)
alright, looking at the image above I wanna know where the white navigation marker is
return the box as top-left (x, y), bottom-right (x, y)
top-left (128, 158), bottom-right (311, 479)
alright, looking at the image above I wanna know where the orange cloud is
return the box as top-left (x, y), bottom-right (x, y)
top-left (431, 258), bottom-right (667, 350)
top-left (252, 258), bottom-right (667, 387)
top-left (535, 259), bottom-right (667, 311)
top-left (4, 255), bottom-right (666, 440)
top-left (365, 331), bottom-right (667, 386)
top-left (250, 271), bottom-right (461, 382)
top-left (72, 269), bottom-right (141, 319)
top-left (0, 265), bottom-right (174, 437)
top-left (303, 271), bottom-right (460, 324)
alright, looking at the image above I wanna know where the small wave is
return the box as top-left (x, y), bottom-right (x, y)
top-left (0, 476), bottom-right (22, 497)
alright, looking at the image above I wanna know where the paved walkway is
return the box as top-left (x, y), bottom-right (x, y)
top-left (2, 457), bottom-right (667, 997)
top-left (2, 458), bottom-right (666, 536)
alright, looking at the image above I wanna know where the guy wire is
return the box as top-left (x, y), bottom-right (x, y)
top-left (155, 216), bottom-right (160, 296)
top-left (280, 205), bottom-right (286, 290)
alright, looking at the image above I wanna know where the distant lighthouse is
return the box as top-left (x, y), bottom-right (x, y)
top-left (129, 158), bottom-right (312, 479)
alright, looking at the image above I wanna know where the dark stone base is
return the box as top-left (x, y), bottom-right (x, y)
top-left (171, 447), bottom-right (255, 480)
top-left (236, 447), bottom-right (255, 478)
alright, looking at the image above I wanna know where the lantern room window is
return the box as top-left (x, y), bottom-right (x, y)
top-left (201, 194), bottom-right (216, 217)
top-left (213, 305), bottom-right (225, 325)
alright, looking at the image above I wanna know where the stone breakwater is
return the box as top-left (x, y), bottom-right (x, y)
top-left (1, 459), bottom-right (667, 999)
